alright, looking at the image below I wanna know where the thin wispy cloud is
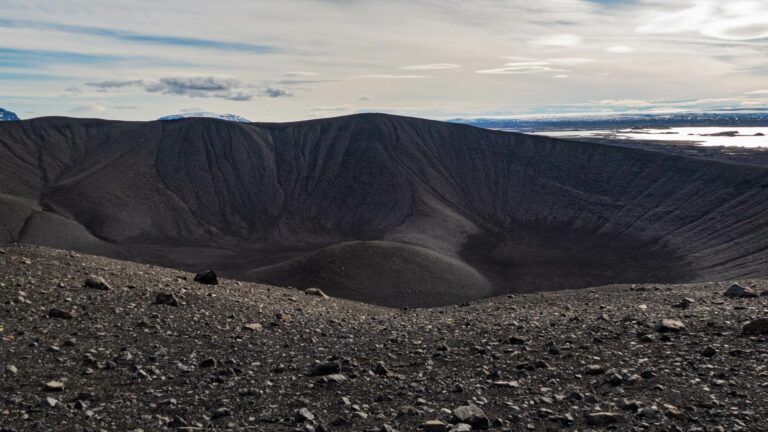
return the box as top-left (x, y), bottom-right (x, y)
top-left (355, 74), bottom-right (429, 79)
top-left (282, 72), bottom-right (319, 77)
top-left (0, 47), bottom-right (120, 68)
top-left (0, 18), bottom-right (278, 54)
top-left (399, 64), bottom-right (461, 70)
top-left (312, 104), bottom-right (355, 112)
top-left (70, 102), bottom-right (107, 113)
top-left (530, 34), bottom-right (584, 47)
top-left (605, 45), bottom-right (636, 53)
top-left (476, 62), bottom-right (564, 75)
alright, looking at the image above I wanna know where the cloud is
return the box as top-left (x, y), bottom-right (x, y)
top-left (358, 94), bottom-right (373, 101)
top-left (546, 58), bottom-right (595, 66)
top-left (70, 102), bottom-right (106, 113)
top-left (146, 76), bottom-right (239, 96)
top-left (149, 76), bottom-right (292, 100)
top-left (282, 71), bottom-right (318, 77)
top-left (83, 76), bottom-right (291, 100)
top-left (530, 34), bottom-right (583, 47)
top-left (553, 75), bottom-right (570, 79)
top-left (276, 79), bottom-right (335, 86)
top-left (606, 45), bottom-right (636, 54)
top-left (638, 1), bottom-right (768, 41)
top-left (312, 105), bottom-right (354, 112)
top-left (399, 63), bottom-right (460, 70)
top-left (355, 74), bottom-right (428, 79)
top-left (259, 87), bottom-right (292, 98)
top-left (112, 105), bottom-right (137, 110)
top-left (596, 99), bottom-right (656, 107)
top-left (86, 80), bottom-right (144, 91)
top-left (476, 61), bottom-right (563, 75)
top-left (746, 90), bottom-right (768, 95)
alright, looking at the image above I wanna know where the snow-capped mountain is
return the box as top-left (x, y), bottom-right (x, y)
top-left (158, 112), bottom-right (251, 123)
top-left (0, 108), bottom-right (20, 121)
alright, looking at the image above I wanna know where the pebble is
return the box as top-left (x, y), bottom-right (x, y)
top-left (655, 319), bottom-right (685, 332)
top-left (48, 308), bottom-right (73, 319)
top-left (420, 420), bottom-right (448, 432)
top-left (304, 287), bottom-right (329, 298)
top-left (296, 408), bottom-right (315, 423)
top-left (585, 412), bottom-right (623, 426)
top-left (44, 381), bottom-right (65, 391)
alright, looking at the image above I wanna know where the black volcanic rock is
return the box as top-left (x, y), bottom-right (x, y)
top-left (743, 318), bottom-right (768, 335)
top-left (155, 292), bottom-right (179, 306)
top-left (0, 114), bottom-right (767, 307)
top-left (48, 308), bottom-right (73, 319)
top-left (724, 283), bottom-right (757, 298)
top-left (193, 270), bottom-right (218, 285)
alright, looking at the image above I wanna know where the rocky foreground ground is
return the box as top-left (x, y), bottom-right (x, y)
top-left (1, 245), bottom-right (767, 431)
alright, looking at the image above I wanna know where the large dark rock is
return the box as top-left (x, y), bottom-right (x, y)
top-left (155, 293), bottom-right (179, 306)
top-left (724, 283), bottom-right (758, 298)
top-left (743, 318), bottom-right (768, 335)
top-left (451, 404), bottom-right (490, 430)
top-left (193, 270), bottom-right (218, 285)
top-left (48, 308), bottom-right (73, 319)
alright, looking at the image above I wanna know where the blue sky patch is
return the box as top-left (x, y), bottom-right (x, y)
top-left (0, 18), bottom-right (278, 54)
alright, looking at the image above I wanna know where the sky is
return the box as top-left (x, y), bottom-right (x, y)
top-left (1, 0), bottom-right (768, 121)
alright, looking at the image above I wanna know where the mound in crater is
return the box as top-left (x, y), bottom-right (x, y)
top-left (0, 113), bottom-right (766, 307)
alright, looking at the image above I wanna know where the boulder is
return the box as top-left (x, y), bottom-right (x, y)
top-left (193, 270), bottom-right (218, 285)
top-left (743, 318), bottom-right (768, 335)
top-left (724, 283), bottom-right (757, 298)
top-left (451, 404), bottom-right (490, 430)
top-left (84, 275), bottom-right (111, 290)
top-left (155, 293), bottom-right (179, 306)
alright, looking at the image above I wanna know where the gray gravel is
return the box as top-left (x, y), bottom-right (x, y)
top-left (1, 244), bottom-right (768, 431)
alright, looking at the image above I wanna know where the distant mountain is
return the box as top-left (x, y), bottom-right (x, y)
top-left (158, 112), bottom-right (250, 123)
top-left (0, 114), bottom-right (767, 307)
top-left (452, 112), bottom-right (768, 131)
top-left (0, 108), bottom-right (19, 121)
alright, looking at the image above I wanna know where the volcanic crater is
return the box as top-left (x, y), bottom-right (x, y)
top-left (1, 113), bottom-right (767, 307)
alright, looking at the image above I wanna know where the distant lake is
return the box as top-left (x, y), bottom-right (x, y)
top-left (534, 127), bottom-right (768, 148)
